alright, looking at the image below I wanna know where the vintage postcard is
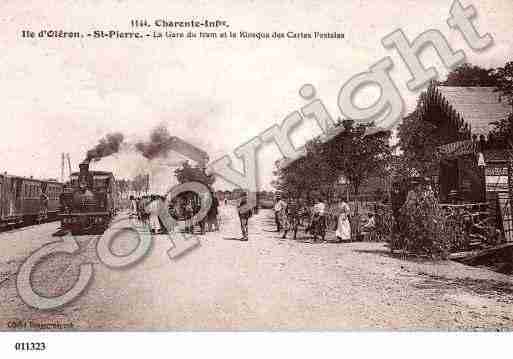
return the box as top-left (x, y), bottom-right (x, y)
top-left (0, 0), bottom-right (512, 346)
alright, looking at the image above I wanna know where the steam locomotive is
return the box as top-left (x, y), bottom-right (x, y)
top-left (59, 161), bottom-right (119, 235)
top-left (0, 173), bottom-right (63, 229)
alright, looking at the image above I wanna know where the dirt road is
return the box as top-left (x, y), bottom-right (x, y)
top-left (1, 205), bottom-right (512, 330)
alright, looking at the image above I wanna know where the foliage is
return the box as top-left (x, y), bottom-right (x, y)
top-left (322, 120), bottom-right (391, 196)
top-left (441, 63), bottom-right (497, 87)
top-left (273, 120), bottom-right (392, 202)
top-left (490, 61), bottom-right (513, 148)
top-left (398, 188), bottom-right (449, 259)
top-left (492, 61), bottom-right (513, 105)
top-left (396, 109), bottom-right (443, 177)
top-left (490, 113), bottom-right (513, 148)
top-left (174, 161), bottom-right (215, 186)
top-left (272, 148), bottom-right (333, 200)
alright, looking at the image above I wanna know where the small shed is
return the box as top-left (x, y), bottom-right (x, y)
top-left (417, 84), bottom-right (512, 241)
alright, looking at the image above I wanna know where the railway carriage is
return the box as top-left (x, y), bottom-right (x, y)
top-left (0, 173), bottom-right (63, 229)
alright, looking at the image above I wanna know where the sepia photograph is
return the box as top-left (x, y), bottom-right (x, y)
top-left (0, 0), bottom-right (512, 356)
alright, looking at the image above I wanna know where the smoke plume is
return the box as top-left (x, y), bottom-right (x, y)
top-left (86, 132), bottom-right (125, 162)
top-left (135, 125), bottom-right (209, 165)
top-left (135, 125), bottom-right (174, 160)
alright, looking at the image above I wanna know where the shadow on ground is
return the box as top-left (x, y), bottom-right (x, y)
top-left (414, 272), bottom-right (513, 303)
top-left (352, 247), bottom-right (437, 264)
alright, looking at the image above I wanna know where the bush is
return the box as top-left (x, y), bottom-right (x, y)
top-left (397, 189), bottom-right (449, 259)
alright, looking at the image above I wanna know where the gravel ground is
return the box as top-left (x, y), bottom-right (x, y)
top-left (0, 205), bottom-right (512, 330)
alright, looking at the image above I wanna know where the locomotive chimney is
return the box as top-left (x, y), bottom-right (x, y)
top-left (79, 160), bottom-right (90, 174)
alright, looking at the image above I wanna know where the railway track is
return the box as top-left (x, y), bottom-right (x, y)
top-left (0, 219), bottom-right (60, 235)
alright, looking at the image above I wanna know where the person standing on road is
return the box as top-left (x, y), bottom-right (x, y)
top-left (282, 197), bottom-right (299, 240)
top-left (207, 193), bottom-right (219, 232)
top-left (139, 196), bottom-right (150, 226)
top-left (147, 195), bottom-right (164, 234)
top-left (238, 194), bottom-right (253, 241)
top-left (129, 195), bottom-right (138, 218)
top-left (273, 195), bottom-right (287, 232)
top-left (309, 196), bottom-right (327, 242)
top-left (39, 191), bottom-right (49, 222)
top-left (335, 200), bottom-right (351, 242)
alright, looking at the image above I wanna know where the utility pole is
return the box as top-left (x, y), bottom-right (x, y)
top-left (66, 153), bottom-right (72, 178)
top-left (61, 153), bottom-right (65, 183)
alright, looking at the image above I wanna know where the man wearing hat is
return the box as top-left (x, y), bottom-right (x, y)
top-left (238, 193), bottom-right (253, 241)
top-left (273, 194), bottom-right (287, 232)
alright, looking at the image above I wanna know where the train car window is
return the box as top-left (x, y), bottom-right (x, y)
top-left (15, 180), bottom-right (22, 199)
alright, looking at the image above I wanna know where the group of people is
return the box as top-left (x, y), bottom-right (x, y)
top-left (125, 191), bottom-right (380, 242)
top-left (129, 195), bottom-right (166, 234)
top-left (129, 193), bottom-right (220, 235)
top-left (272, 194), bottom-right (377, 242)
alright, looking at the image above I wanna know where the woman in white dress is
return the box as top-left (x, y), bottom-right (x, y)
top-left (335, 200), bottom-right (351, 242)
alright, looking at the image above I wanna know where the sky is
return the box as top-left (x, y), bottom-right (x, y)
top-left (1, 0), bottom-right (512, 191)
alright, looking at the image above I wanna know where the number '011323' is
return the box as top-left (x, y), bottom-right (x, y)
top-left (14, 342), bottom-right (46, 351)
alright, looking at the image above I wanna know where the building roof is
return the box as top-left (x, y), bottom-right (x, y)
top-left (437, 86), bottom-right (511, 136)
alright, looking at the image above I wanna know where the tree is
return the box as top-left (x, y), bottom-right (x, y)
top-left (174, 161), bottom-right (215, 187)
top-left (490, 113), bottom-right (513, 148)
top-left (273, 120), bottom-right (392, 203)
top-left (397, 109), bottom-right (445, 176)
top-left (492, 61), bottom-right (513, 106)
top-left (442, 63), bottom-right (497, 87)
top-left (490, 61), bottom-right (513, 148)
top-left (322, 120), bottom-right (392, 198)
top-left (272, 141), bottom-right (336, 201)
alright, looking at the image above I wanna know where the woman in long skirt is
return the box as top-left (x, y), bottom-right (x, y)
top-left (336, 201), bottom-right (351, 242)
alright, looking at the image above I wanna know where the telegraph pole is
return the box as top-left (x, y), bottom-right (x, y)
top-left (66, 153), bottom-right (72, 178)
top-left (61, 153), bottom-right (65, 183)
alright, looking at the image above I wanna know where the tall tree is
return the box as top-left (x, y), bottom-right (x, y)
top-left (273, 120), bottom-right (391, 202)
top-left (492, 61), bottom-right (513, 106)
top-left (442, 63), bottom-right (497, 87)
top-left (397, 109), bottom-right (445, 176)
top-left (272, 139), bottom-right (338, 201)
top-left (322, 120), bottom-right (392, 198)
top-left (490, 61), bottom-right (513, 148)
